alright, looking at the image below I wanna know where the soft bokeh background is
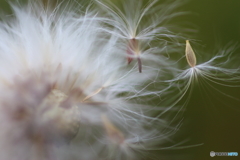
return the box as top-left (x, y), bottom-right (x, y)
top-left (0, 0), bottom-right (239, 159)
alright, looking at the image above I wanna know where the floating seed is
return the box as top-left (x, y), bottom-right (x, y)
top-left (185, 40), bottom-right (197, 67)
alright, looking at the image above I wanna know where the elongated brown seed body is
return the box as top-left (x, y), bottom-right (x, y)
top-left (185, 40), bottom-right (197, 67)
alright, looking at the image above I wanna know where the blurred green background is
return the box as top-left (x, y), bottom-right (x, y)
top-left (0, 0), bottom-right (239, 159)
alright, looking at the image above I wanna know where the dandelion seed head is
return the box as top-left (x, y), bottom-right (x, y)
top-left (0, 1), bottom-right (178, 159)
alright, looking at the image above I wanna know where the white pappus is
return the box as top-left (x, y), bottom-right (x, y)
top-left (0, 1), bottom-right (185, 160)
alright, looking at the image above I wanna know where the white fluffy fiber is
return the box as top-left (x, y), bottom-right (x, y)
top-left (0, 1), bottom-right (179, 160)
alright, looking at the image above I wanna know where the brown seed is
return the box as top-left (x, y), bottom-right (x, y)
top-left (126, 38), bottom-right (139, 64)
top-left (185, 40), bottom-right (197, 67)
top-left (137, 57), bottom-right (142, 73)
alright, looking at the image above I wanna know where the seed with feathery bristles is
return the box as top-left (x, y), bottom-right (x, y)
top-left (96, 0), bottom-right (183, 74)
top-left (185, 40), bottom-right (197, 67)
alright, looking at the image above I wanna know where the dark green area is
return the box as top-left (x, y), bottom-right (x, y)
top-left (179, 1), bottom-right (240, 160)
